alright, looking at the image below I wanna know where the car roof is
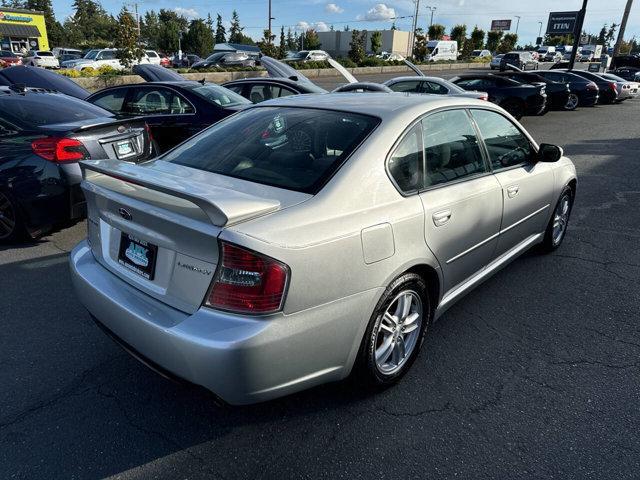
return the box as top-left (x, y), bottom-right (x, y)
top-left (254, 92), bottom-right (489, 120)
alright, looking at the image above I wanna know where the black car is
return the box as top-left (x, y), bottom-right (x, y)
top-left (610, 67), bottom-right (640, 82)
top-left (553, 69), bottom-right (618, 104)
top-left (495, 71), bottom-right (576, 110)
top-left (222, 77), bottom-right (327, 102)
top-left (86, 80), bottom-right (251, 152)
top-left (0, 86), bottom-right (154, 242)
top-left (500, 52), bottom-right (538, 71)
top-left (450, 74), bottom-right (547, 119)
top-left (172, 54), bottom-right (202, 68)
top-left (535, 70), bottom-right (600, 107)
top-left (191, 52), bottom-right (256, 70)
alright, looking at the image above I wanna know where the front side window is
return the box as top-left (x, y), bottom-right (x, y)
top-left (185, 84), bottom-right (250, 107)
top-left (423, 81), bottom-right (448, 95)
top-left (126, 88), bottom-right (194, 115)
top-left (388, 81), bottom-right (421, 93)
top-left (163, 107), bottom-right (379, 194)
top-left (471, 109), bottom-right (533, 170)
top-left (388, 124), bottom-right (423, 193)
top-left (247, 84), bottom-right (295, 103)
top-left (422, 109), bottom-right (486, 187)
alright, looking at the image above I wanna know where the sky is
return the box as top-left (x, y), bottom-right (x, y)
top-left (49, 0), bottom-right (640, 46)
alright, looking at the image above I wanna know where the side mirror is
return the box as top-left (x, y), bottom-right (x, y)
top-left (538, 143), bottom-right (563, 162)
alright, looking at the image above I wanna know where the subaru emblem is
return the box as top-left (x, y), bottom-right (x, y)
top-left (118, 207), bottom-right (132, 220)
top-left (117, 125), bottom-right (126, 133)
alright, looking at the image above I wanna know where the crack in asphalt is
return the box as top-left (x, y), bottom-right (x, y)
top-left (550, 254), bottom-right (638, 282)
top-left (378, 402), bottom-right (452, 418)
top-left (584, 326), bottom-right (640, 350)
top-left (575, 190), bottom-right (640, 223)
top-left (547, 359), bottom-right (640, 369)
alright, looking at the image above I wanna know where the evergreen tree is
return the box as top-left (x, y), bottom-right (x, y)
top-left (286, 27), bottom-right (296, 51)
top-left (348, 29), bottom-right (365, 63)
top-left (469, 26), bottom-right (485, 50)
top-left (229, 10), bottom-right (243, 43)
top-left (141, 10), bottom-right (161, 49)
top-left (183, 18), bottom-right (214, 58)
top-left (257, 29), bottom-right (277, 57)
top-left (413, 28), bottom-right (427, 61)
top-left (304, 29), bottom-right (321, 50)
top-left (115, 7), bottom-right (144, 69)
top-left (370, 31), bottom-right (382, 55)
top-left (215, 14), bottom-right (226, 43)
top-left (498, 33), bottom-right (518, 53)
top-left (278, 26), bottom-right (287, 59)
top-left (450, 24), bottom-right (466, 53)
top-left (157, 9), bottom-right (188, 53)
top-left (427, 24), bottom-right (445, 40)
top-left (485, 30), bottom-right (503, 52)
top-left (25, 0), bottom-right (64, 47)
top-left (597, 25), bottom-right (607, 45)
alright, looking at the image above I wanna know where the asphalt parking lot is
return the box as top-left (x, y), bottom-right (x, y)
top-left (1, 87), bottom-right (640, 480)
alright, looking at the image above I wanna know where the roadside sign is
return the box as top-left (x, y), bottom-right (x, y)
top-left (588, 63), bottom-right (601, 72)
top-left (536, 36), bottom-right (543, 45)
top-left (546, 11), bottom-right (579, 35)
top-left (491, 19), bottom-right (511, 32)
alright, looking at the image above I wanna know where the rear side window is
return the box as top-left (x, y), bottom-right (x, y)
top-left (0, 94), bottom-right (111, 127)
top-left (388, 81), bottom-right (421, 93)
top-left (422, 109), bottom-right (487, 187)
top-left (185, 84), bottom-right (250, 107)
top-left (126, 87), bottom-right (194, 115)
top-left (388, 124), bottom-right (423, 193)
top-left (471, 109), bottom-right (533, 169)
top-left (163, 107), bottom-right (379, 194)
top-left (423, 81), bottom-right (448, 95)
top-left (91, 89), bottom-right (127, 113)
top-left (248, 84), bottom-right (295, 103)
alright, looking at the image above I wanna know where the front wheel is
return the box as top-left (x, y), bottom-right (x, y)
top-left (564, 93), bottom-right (579, 111)
top-left (355, 273), bottom-right (430, 387)
top-left (540, 186), bottom-right (573, 252)
top-left (0, 190), bottom-right (25, 243)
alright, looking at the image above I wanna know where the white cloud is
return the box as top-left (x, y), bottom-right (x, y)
top-left (356, 3), bottom-right (396, 22)
top-left (173, 7), bottom-right (199, 19)
top-left (296, 20), bottom-right (330, 32)
top-left (325, 3), bottom-right (344, 14)
top-left (296, 21), bottom-right (311, 30)
top-left (315, 21), bottom-right (330, 32)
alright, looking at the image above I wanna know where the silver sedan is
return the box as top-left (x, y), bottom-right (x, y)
top-left (70, 93), bottom-right (577, 404)
top-left (384, 76), bottom-right (489, 100)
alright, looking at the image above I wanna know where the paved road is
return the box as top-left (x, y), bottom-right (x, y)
top-left (1, 97), bottom-right (639, 480)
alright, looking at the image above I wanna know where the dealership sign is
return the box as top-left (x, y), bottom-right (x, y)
top-left (490, 19), bottom-right (511, 32)
top-left (0, 12), bottom-right (34, 22)
top-left (546, 11), bottom-right (579, 35)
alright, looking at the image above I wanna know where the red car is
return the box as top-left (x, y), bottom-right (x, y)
top-left (0, 50), bottom-right (22, 66)
top-left (159, 54), bottom-right (171, 67)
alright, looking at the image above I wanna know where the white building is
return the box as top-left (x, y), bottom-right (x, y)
top-left (317, 30), bottom-right (412, 58)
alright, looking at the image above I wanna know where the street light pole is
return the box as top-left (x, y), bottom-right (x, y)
top-left (538, 21), bottom-right (543, 39)
top-left (425, 6), bottom-right (436, 27)
top-left (514, 15), bottom-right (521, 35)
top-left (568, 0), bottom-right (588, 70)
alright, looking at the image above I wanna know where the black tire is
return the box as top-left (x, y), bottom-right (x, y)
top-left (501, 99), bottom-right (525, 120)
top-left (0, 190), bottom-right (26, 244)
top-left (540, 185), bottom-right (574, 253)
top-left (564, 93), bottom-right (579, 111)
top-left (355, 273), bottom-right (431, 387)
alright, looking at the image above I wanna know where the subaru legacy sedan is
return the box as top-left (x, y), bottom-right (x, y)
top-left (70, 94), bottom-right (577, 404)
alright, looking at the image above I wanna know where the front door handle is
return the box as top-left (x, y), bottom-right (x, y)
top-left (507, 185), bottom-right (520, 198)
top-left (432, 210), bottom-right (452, 227)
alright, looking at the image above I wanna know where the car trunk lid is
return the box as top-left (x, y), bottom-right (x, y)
top-left (80, 159), bottom-right (309, 313)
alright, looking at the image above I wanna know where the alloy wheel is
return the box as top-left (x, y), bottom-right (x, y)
top-left (552, 194), bottom-right (571, 245)
top-left (565, 93), bottom-right (579, 110)
top-left (374, 290), bottom-right (423, 375)
top-left (0, 192), bottom-right (16, 240)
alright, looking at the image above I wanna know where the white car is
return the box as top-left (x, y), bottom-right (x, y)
top-left (70, 48), bottom-right (150, 71)
top-left (471, 49), bottom-right (492, 59)
top-left (381, 52), bottom-right (405, 62)
top-left (52, 47), bottom-right (82, 58)
top-left (145, 50), bottom-right (161, 65)
top-left (23, 50), bottom-right (59, 69)
top-left (286, 50), bottom-right (330, 63)
top-left (490, 54), bottom-right (504, 70)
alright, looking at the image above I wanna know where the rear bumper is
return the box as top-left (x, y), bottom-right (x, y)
top-left (70, 241), bottom-right (380, 404)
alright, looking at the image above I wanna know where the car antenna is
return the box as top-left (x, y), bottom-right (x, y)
top-left (199, 78), bottom-right (206, 85)
top-left (8, 83), bottom-right (27, 94)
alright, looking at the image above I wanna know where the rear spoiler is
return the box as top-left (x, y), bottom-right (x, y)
top-left (80, 159), bottom-right (281, 227)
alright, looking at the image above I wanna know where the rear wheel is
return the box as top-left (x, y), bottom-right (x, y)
top-left (0, 191), bottom-right (25, 243)
top-left (501, 99), bottom-right (524, 120)
top-left (356, 273), bottom-right (430, 387)
top-left (564, 93), bottom-right (579, 111)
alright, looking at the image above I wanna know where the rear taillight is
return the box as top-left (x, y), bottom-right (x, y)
top-left (586, 82), bottom-right (598, 91)
top-left (206, 241), bottom-right (289, 314)
top-left (609, 82), bottom-right (618, 92)
top-left (479, 94), bottom-right (489, 101)
top-left (31, 137), bottom-right (89, 163)
top-left (144, 123), bottom-right (153, 142)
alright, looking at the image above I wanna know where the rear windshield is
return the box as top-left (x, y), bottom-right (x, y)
top-left (37, 51), bottom-right (54, 56)
top-left (163, 107), bottom-right (379, 193)
top-left (185, 83), bottom-right (251, 107)
top-left (0, 93), bottom-right (112, 128)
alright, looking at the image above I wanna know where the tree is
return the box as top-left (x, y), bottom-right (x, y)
top-left (304, 29), bottom-right (321, 50)
top-left (498, 33), bottom-right (518, 53)
top-left (278, 26), bottom-right (287, 59)
top-left (597, 25), bottom-right (607, 45)
top-left (141, 10), bottom-right (161, 49)
top-left (115, 7), bottom-right (144, 69)
top-left (391, 22), bottom-right (397, 31)
top-left (413, 28), bottom-right (427, 61)
top-left (66, 0), bottom-right (118, 48)
top-left (450, 24), bottom-right (466, 53)
top-left (469, 26), bottom-right (485, 50)
top-left (427, 24), bottom-right (445, 40)
top-left (182, 19), bottom-right (214, 58)
top-left (370, 31), bottom-right (382, 55)
top-left (157, 9), bottom-right (188, 53)
top-left (229, 10), bottom-right (243, 43)
top-left (215, 14), bottom-right (226, 44)
top-left (485, 30), bottom-right (503, 52)
top-left (348, 29), bottom-right (366, 63)
top-left (257, 29), bottom-right (277, 57)
top-left (26, 0), bottom-right (64, 47)
top-left (605, 23), bottom-right (618, 47)
top-left (286, 27), bottom-right (296, 51)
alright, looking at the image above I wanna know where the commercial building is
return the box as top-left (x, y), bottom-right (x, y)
top-left (0, 8), bottom-right (49, 53)
top-left (317, 30), bottom-right (411, 58)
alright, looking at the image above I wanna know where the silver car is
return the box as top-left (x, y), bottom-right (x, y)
top-left (70, 93), bottom-right (577, 404)
top-left (384, 76), bottom-right (489, 100)
top-left (599, 72), bottom-right (639, 100)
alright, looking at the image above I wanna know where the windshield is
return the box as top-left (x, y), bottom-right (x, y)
top-left (163, 107), bottom-right (379, 193)
top-left (185, 84), bottom-right (251, 107)
top-left (293, 51), bottom-right (309, 59)
top-left (205, 53), bottom-right (225, 62)
top-left (84, 50), bottom-right (99, 59)
top-left (37, 51), bottom-right (54, 57)
top-left (0, 93), bottom-right (111, 128)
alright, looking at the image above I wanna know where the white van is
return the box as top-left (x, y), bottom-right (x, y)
top-left (425, 40), bottom-right (458, 62)
top-left (537, 45), bottom-right (556, 56)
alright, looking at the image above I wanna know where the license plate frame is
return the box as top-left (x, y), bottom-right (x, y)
top-left (117, 233), bottom-right (158, 280)
top-left (114, 139), bottom-right (136, 159)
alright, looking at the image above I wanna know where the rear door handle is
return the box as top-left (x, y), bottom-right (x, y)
top-left (507, 185), bottom-right (520, 198)
top-left (432, 210), bottom-right (452, 227)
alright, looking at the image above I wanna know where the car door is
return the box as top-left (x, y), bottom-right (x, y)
top-left (124, 86), bottom-right (196, 152)
top-left (470, 108), bottom-right (556, 258)
top-left (416, 109), bottom-right (503, 293)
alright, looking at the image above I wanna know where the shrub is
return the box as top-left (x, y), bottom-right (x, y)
top-left (336, 57), bottom-right (356, 68)
top-left (97, 64), bottom-right (119, 76)
top-left (59, 69), bottom-right (81, 78)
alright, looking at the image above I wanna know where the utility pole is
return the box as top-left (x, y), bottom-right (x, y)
top-left (538, 21), bottom-right (543, 39)
top-left (425, 5), bottom-right (436, 27)
top-left (568, 0), bottom-right (588, 70)
top-left (268, 0), bottom-right (275, 43)
top-left (613, 0), bottom-right (634, 56)
top-left (406, 0), bottom-right (420, 58)
top-left (135, 2), bottom-right (140, 38)
top-left (514, 15), bottom-right (521, 34)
